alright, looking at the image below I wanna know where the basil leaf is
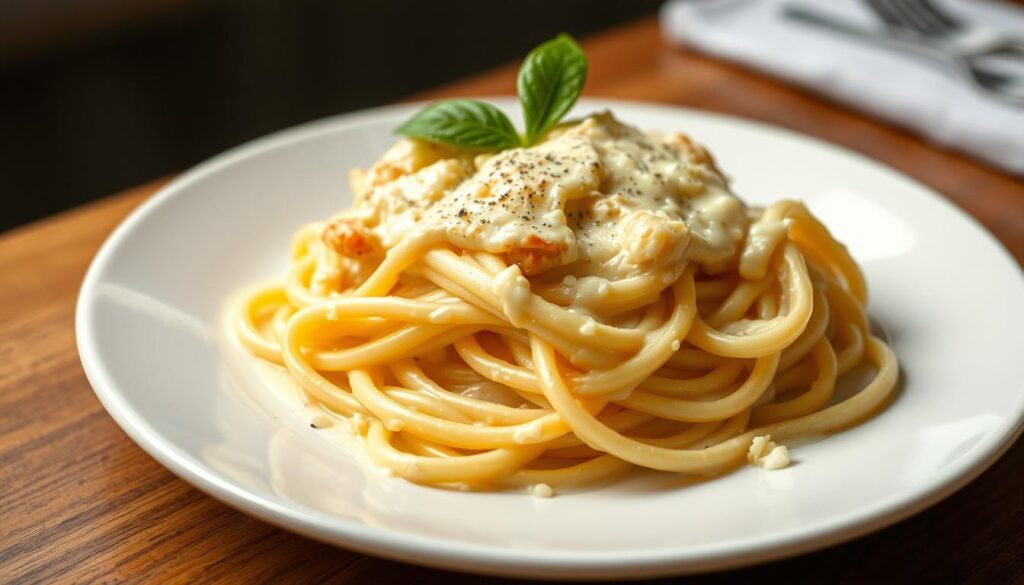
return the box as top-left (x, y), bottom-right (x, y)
top-left (395, 100), bottom-right (520, 150)
top-left (517, 34), bottom-right (588, 146)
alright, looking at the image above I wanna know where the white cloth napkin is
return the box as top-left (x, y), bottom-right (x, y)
top-left (660, 0), bottom-right (1024, 175)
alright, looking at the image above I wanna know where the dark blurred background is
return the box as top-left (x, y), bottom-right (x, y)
top-left (1, 0), bottom-right (662, 232)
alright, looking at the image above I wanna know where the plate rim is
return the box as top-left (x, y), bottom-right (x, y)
top-left (76, 97), bottom-right (1024, 579)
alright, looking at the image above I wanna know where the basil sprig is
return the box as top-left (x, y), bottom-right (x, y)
top-left (518, 34), bottom-right (587, 146)
top-left (395, 100), bottom-right (520, 150)
top-left (395, 34), bottom-right (587, 150)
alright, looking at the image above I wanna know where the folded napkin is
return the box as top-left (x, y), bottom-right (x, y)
top-left (661, 0), bottom-right (1024, 175)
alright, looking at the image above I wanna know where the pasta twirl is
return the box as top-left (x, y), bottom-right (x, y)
top-left (231, 113), bottom-right (898, 493)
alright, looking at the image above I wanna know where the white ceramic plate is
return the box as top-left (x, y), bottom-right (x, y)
top-left (77, 99), bottom-right (1024, 580)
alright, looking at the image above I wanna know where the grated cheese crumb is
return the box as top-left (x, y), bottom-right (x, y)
top-left (326, 305), bottom-right (340, 321)
top-left (747, 434), bottom-right (790, 470)
top-left (530, 483), bottom-right (554, 498)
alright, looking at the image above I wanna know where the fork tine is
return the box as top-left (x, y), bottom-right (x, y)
top-left (914, 0), bottom-right (963, 33)
top-left (864, 0), bottom-right (910, 31)
top-left (893, 0), bottom-right (953, 35)
top-left (887, 0), bottom-right (946, 36)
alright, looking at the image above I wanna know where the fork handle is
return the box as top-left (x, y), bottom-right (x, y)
top-left (947, 29), bottom-right (1024, 59)
top-left (782, 5), bottom-right (955, 63)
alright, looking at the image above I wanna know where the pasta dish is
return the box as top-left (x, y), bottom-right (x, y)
top-left (232, 112), bottom-right (898, 495)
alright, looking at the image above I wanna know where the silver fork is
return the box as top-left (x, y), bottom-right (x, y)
top-left (863, 0), bottom-right (1024, 104)
top-left (864, 0), bottom-right (1024, 57)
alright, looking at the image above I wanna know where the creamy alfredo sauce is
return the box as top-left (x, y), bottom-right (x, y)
top-left (329, 112), bottom-right (780, 304)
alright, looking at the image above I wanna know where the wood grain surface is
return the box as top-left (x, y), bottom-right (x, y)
top-left (2, 16), bottom-right (1022, 584)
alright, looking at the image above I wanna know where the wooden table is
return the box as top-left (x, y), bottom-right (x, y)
top-left (3, 16), bottom-right (1022, 584)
